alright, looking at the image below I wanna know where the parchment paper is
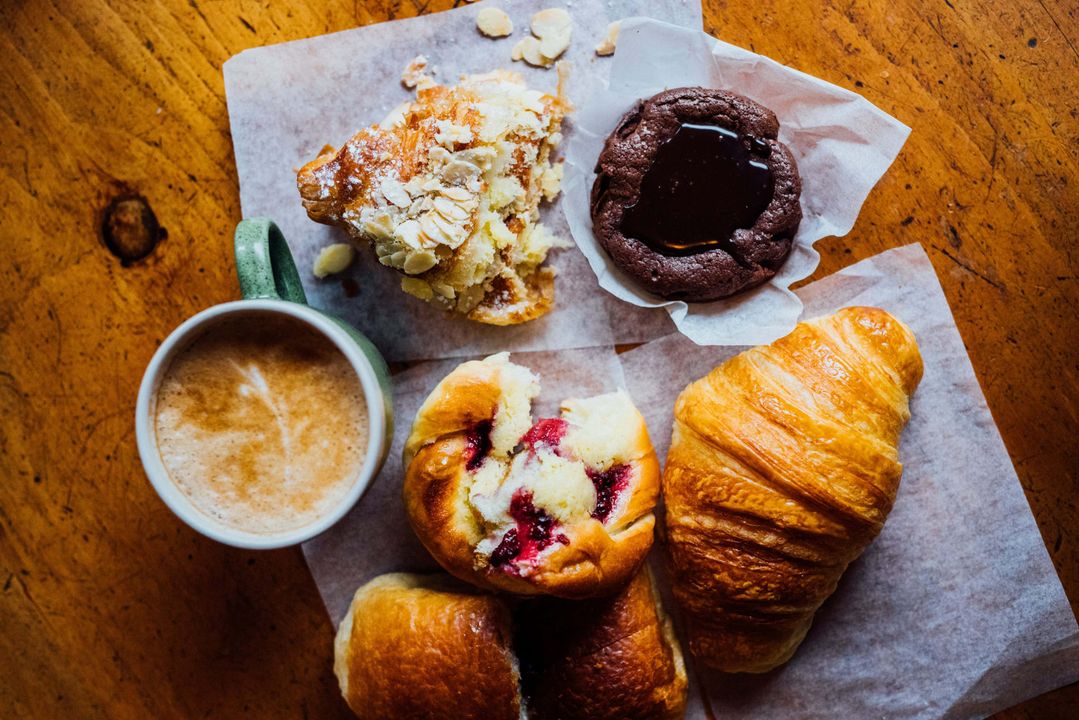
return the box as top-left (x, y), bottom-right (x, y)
top-left (303, 244), bottom-right (1079, 719)
top-left (619, 244), bottom-right (1079, 718)
top-left (563, 18), bottom-right (912, 346)
top-left (224, 1), bottom-right (702, 363)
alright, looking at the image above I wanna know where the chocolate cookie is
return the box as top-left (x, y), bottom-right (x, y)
top-left (591, 87), bottom-right (802, 302)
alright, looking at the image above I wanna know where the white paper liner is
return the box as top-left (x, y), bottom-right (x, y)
top-left (303, 244), bottom-right (1079, 719)
top-left (224, 1), bottom-right (702, 362)
top-left (563, 17), bottom-right (913, 346)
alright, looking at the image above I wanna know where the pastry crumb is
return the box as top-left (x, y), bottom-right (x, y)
top-left (531, 8), bottom-right (572, 61)
top-left (512, 36), bottom-right (551, 67)
top-left (476, 7), bottom-right (513, 38)
top-left (313, 243), bottom-right (355, 278)
top-left (511, 8), bottom-right (573, 68)
top-left (401, 55), bottom-right (432, 89)
top-left (595, 21), bottom-right (620, 56)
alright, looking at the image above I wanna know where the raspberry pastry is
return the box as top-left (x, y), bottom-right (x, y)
top-left (403, 353), bottom-right (659, 598)
top-left (297, 70), bottom-right (569, 325)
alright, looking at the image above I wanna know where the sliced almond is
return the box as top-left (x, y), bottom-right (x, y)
top-left (531, 8), bottom-right (572, 39)
top-left (539, 29), bottom-right (571, 60)
top-left (433, 195), bottom-right (471, 222)
top-left (476, 7), bottom-right (513, 38)
top-left (439, 185), bottom-right (473, 203)
top-left (531, 8), bottom-right (572, 60)
top-left (419, 213), bottom-right (456, 246)
top-left (380, 178), bottom-right (412, 208)
top-left (512, 35), bottom-right (553, 68)
top-left (595, 20), bottom-right (620, 56)
top-left (400, 277), bottom-right (434, 300)
top-left (403, 249), bottom-right (438, 275)
top-left (312, 243), bottom-right (355, 278)
top-left (394, 219), bottom-right (425, 250)
top-left (361, 210), bottom-right (395, 241)
top-left (431, 281), bottom-right (456, 299)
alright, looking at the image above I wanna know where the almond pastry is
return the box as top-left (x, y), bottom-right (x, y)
top-left (297, 71), bottom-right (569, 325)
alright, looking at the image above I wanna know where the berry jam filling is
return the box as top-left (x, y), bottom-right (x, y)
top-left (518, 418), bottom-right (568, 455)
top-left (465, 420), bottom-right (493, 471)
top-left (588, 463), bottom-right (630, 522)
top-left (489, 490), bottom-right (569, 572)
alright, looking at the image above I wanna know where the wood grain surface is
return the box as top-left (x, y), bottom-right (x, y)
top-left (1, 0), bottom-right (1075, 717)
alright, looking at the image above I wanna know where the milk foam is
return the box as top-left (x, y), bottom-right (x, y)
top-left (154, 314), bottom-right (369, 535)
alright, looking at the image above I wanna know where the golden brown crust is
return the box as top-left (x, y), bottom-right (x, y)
top-left (297, 84), bottom-right (469, 225)
top-left (333, 573), bottom-right (521, 720)
top-left (662, 306), bottom-right (923, 672)
top-left (403, 356), bottom-right (659, 599)
top-left (467, 266), bottom-right (556, 326)
top-left (518, 567), bottom-right (688, 720)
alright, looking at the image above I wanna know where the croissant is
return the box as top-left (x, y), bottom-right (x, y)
top-left (662, 306), bottom-right (923, 672)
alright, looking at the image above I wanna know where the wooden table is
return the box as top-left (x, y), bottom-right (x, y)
top-left (1, 1), bottom-right (1075, 717)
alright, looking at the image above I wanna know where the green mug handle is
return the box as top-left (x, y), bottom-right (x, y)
top-left (234, 218), bottom-right (308, 303)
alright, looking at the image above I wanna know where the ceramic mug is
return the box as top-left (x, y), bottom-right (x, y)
top-left (135, 218), bottom-right (393, 549)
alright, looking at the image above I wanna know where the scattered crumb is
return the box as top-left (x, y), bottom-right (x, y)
top-left (531, 8), bottom-right (572, 61)
top-left (401, 55), bottom-right (431, 89)
top-left (512, 36), bottom-right (551, 67)
top-left (595, 20), bottom-right (620, 56)
top-left (313, 243), bottom-right (355, 278)
top-left (476, 7), bottom-right (513, 38)
top-left (511, 9), bottom-right (573, 68)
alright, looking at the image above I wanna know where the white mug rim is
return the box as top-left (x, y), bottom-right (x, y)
top-left (135, 299), bottom-right (387, 550)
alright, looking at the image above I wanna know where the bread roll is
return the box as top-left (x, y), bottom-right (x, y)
top-left (334, 570), bottom-right (687, 719)
top-left (403, 352), bottom-right (659, 598)
top-left (663, 306), bottom-right (923, 672)
top-left (517, 567), bottom-right (688, 720)
top-left (334, 573), bottom-right (522, 719)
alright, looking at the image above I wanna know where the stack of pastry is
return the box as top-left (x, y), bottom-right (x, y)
top-left (333, 306), bottom-right (922, 717)
top-left (335, 353), bottom-right (683, 719)
top-left (335, 568), bottom-right (686, 720)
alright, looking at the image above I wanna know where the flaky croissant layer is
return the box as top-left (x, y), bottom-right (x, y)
top-left (662, 306), bottom-right (923, 672)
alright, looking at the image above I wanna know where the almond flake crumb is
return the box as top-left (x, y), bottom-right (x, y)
top-left (595, 21), bottom-right (620, 56)
top-left (511, 8), bottom-right (573, 67)
top-left (313, 243), bottom-right (355, 278)
top-left (531, 8), bottom-right (573, 60)
top-left (401, 55), bottom-right (431, 89)
top-left (512, 36), bottom-right (551, 67)
top-left (476, 7), bottom-right (513, 38)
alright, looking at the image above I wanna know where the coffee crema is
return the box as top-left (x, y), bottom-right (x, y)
top-left (153, 314), bottom-right (369, 535)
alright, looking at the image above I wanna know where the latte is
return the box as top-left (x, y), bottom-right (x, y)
top-left (153, 313), bottom-right (369, 535)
